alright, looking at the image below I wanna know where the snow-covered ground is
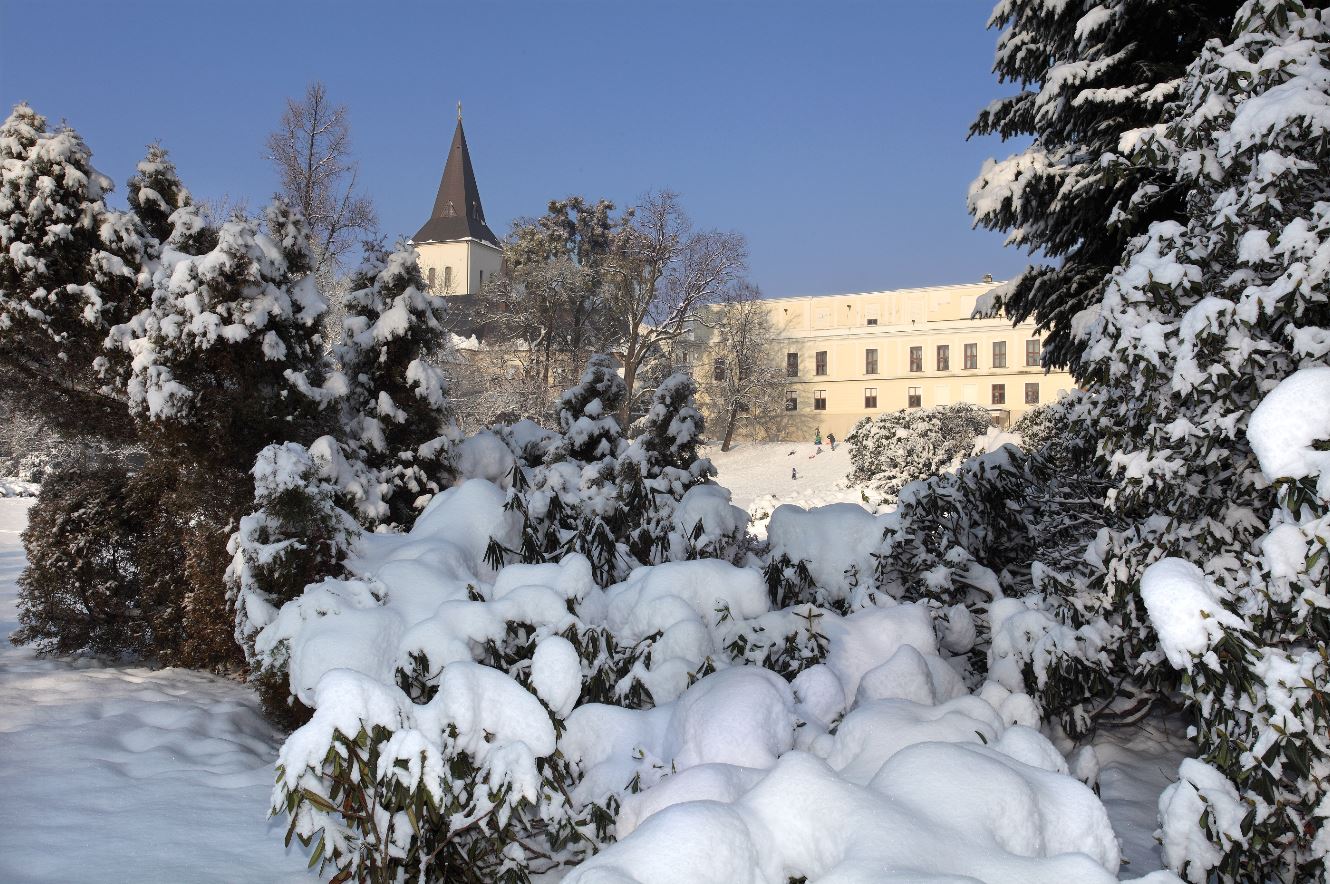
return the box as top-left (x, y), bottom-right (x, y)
top-left (706, 442), bottom-right (866, 537)
top-left (0, 498), bottom-right (311, 883)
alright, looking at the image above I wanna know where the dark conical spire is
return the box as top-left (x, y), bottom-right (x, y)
top-left (412, 115), bottom-right (500, 246)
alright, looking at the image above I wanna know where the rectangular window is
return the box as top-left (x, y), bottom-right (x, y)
top-left (964, 343), bottom-right (978, 370)
top-left (1026, 338), bottom-right (1041, 367)
top-left (992, 341), bottom-right (1007, 369)
top-left (787, 352), bottom-right (799, 377)
top-left (814, 389), bottom-right (827, 411)
top-left (909, 346), bottom-right (923, 372)
top-left (992, 384), bottom-right (1006, 405)
top-left (713, 357), bottom-right (727, 382)
top-left (864, 387), bottom-right (878, 409)
top-left (907, 386), bottom-right (921, 408)
top-left (785, 390), bottom-right (798, 411)
top-left (865, 348), bottom-right (878, 374)
top-left (867, 318), bottom-right (878, 326)
top-left (815, 351), bottom-right (828, 375)
top-left (936, 345), bottom-right (950, 372)
top-left (444, 266), bottom-right (453, 290)
top-left (1025, 382), bottom-right (1040, 405)
top-left (427, 267), bottom-right (436, 289)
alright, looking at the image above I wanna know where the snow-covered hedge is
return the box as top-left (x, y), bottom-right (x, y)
top-left (258, 470), bottom-right (1162, 882)
top-left (844, 403), bottom-right (991, 505)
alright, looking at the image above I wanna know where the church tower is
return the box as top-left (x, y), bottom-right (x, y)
top-left (411, 106), bottom-right (503, 296)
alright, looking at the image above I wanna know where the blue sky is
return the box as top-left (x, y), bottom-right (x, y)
top-left (0, 0), bottom-right (1028, 297)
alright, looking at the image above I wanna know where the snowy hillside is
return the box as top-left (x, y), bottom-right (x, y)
top-left (705, 441), bottom-right (865, 537)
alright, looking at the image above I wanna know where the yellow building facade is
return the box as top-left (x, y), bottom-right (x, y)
top-left (705, 282), bottom-right (1077, 439)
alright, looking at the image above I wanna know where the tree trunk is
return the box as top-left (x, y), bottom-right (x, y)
top-left (619, 353), bottom-right (638, 429)
top-left (721, 402), bottom-right (740, 452)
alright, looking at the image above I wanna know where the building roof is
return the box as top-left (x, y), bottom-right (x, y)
top-left (756, 280), bottom-right (1003, 306)
top-left (412, 118), bottom-right (501, 247)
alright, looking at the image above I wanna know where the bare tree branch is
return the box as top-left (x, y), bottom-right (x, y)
top-left (265, 81), bottom-right (377, 278)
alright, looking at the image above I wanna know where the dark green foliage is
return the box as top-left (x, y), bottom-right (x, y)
top-left (126, 143), bottom-right (191, 245)
top-left (969, 0), bottom-right (1240, 373)
top-left (845, 403), bottom-right (991, 505)
top-left (0, 103), bottom-right (148, 443)
top-left (12, 460), bottom-right (146, 657)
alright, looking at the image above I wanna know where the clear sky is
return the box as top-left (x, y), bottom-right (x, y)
top-left (0, 0), bottom-right (1029, 298)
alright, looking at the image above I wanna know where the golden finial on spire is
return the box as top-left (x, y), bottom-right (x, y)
top-left (457, 101), bottom-right (463, 123)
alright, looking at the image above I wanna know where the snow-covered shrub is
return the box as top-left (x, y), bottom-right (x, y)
top-left (845, 403), bottom-right (990, 505)
top-left (1013, 401), bottom-right (1066, 454)
top-left (760, 391), bottom-right (1118, 736)
top-left (1075, 3), bottom-right (1330, 877)
top-left (331, 243), bottom-right (456, 528)
top-left (492, 360), bottom-right (732, 586)
top-left (257, 468), bottom-right (1147, 882)
top-left (276, 667), bottom-right (590, 884)
top-left (227, 440), bottom-right (359, 726)
top-left (1145, 369), bottom-right (1330, 883)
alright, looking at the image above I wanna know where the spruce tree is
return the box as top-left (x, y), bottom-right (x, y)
top-left (548, 355), bottom-right (627, 583)
top-left (969, 0), bottom-right (1239, 372)
top-left (228, 440), bottom-right (359, 725)
top-left (553, 353), bottom-right (626, 464)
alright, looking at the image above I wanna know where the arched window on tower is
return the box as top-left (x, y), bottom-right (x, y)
top-left (427, 267), bottom-right (436, 290)
top-left (444, 266), bottom-right (453, 291)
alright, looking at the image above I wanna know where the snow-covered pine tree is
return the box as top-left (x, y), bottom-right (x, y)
top-left (1077, 2), bottom-right (1330, 878)
top-left (618, 371), bottom-right (717, 563)
top-left (125, 143), bottom-right (192, 246)
top-left (552, 354), bottom-right (629, 584)
top-left (969, 0), bottom-right (1239, 372)
top-left (333, 242), bottom-right (455, 527)
top-left (0, 103), bottom-right (150, 442)
top-left (553, 353), bottom-right (627, 463)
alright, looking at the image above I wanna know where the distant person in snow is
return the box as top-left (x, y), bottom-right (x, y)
top-left (827, 432), bottom-right (837, 451)
top-left (814, 428), bottom-right (822, 446)
top-left (791, 467), bottom-right (797, 480)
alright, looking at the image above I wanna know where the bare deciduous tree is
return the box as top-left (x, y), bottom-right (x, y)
top-left (605, 190), bottom-right (747, 425)
top-left (266, 81), bottom-right (376, 276)
top-left (698, 281), bottom-right (790, 450)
